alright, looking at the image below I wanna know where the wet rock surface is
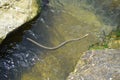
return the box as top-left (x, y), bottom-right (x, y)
top-left (0, 0), bottom-right (40, 43)
top-left (67, 49), bottom-right (120, 80)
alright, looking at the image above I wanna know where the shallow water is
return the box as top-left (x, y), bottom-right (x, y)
top-left (0, 0), bottom-right (119, 80)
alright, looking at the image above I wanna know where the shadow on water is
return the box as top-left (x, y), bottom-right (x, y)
top-left (0, 22), bottom-right (33, 80)
top-left (0, 5), bottom-right (57, 80)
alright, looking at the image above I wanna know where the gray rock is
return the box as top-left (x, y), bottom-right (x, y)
top-left (67, 49), bottom-right (120, 80)
top-left (0, 0), bottom-right (41, 43)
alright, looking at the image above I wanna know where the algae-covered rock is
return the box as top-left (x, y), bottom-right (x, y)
top-left (67, 49), bottom-right (120, 80)
top-left (108, 31), bottom-right (120, 49)
top-left (0, 0), bottom-right (41, 43)
top-left (108, 40), bottom-right (120, 49)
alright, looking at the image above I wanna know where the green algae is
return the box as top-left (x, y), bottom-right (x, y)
top-left (89, 29), bottom-right (120, 50)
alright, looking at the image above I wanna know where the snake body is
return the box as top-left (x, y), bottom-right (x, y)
top-left (27, 34), bottom-right (88, 50)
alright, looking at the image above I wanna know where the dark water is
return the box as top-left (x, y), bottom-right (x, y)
top-left (0, 2), bottom-right (51, 80)
top-left (0, 0), bottom-right (119, 80)
top-left (0, 6), bottom-right (67, 80)
top-left (0, 16), bottom-right (40, 80)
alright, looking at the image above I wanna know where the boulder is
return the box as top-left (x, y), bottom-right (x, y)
top-left (67, 49), bottom-right (120, 80)
top-left (0, 0), bottom-right (41, 43)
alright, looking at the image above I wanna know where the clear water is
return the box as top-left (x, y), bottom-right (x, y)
top-left (0, 0), bottom-right (119, 80)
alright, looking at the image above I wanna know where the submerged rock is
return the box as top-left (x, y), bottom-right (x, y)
top-left (67, 49), bottom-right (120, 80)
top-left (0, 0), bottom-right (41, 43)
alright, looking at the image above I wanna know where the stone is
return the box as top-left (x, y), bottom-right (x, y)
top-left (0, 0), bottom-right (41, 43)
top-left (67, 49), bottom-right (120, 80)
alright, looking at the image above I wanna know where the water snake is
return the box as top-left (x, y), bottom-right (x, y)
top-left (27, 34), bottom-right (88, 50)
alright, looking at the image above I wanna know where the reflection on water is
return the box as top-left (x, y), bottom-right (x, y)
top-left (0, 0), bottom-right (119, 80)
